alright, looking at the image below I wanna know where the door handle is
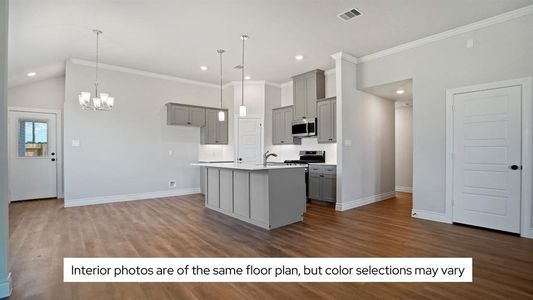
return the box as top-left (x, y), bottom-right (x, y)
top-left (510, 165), bottom-right (522, 170)
top-left (51, 152), bottom-right (55, 156)
top-left (51, 158), bottom-right (56, 162)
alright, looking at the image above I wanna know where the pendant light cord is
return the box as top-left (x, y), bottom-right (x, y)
top-left (219, 50), bottom-right (223, 108)
top-left (241, 36), bottom-right (245, 106)
top-left (94, 30), bottom-right (101, 96)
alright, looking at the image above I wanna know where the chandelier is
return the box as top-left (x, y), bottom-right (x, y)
top-left (78, 29), bottom-right (115, 111)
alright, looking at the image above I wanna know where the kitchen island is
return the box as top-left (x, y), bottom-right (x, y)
top-left (193, 162), bottom-right (307, 229)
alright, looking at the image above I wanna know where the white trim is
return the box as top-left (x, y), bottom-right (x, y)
top-left (412, 209), bottom-right (452, 224)
top-left (395, 186), bottom-right (413, 193)
top-left (64, 188), bottom-right (201, 208)
top-left (331, 52), bottom-right (359, 64)
top-left (335, 191), bottom-right (395, 211)
top-left (7, 106), bottom-right (64, 200)
top-left (359, 5), bottom-right (533, 63)
top-left (324, 68), bottom-right (336, 76)
top-left (280, 81), bottom-right (292, 88)
top-left (445, 77), bottom-right (533, 239)
top-left (0, 272), bottom-right (12, 298)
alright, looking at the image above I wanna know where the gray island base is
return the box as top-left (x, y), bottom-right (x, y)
top-left (193, 163), bottom-right (307, 230)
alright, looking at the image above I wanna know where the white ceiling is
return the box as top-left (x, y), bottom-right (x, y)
top-left (8, 0), bottom-right (533, 87)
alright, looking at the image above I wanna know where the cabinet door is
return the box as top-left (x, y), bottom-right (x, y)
top-left (168, 104), bottom-right (190, 125)
top-left (331, 99), bottom-right (337, 143)
top-left (283, 107), bottom-right (294, 144)
top-left (204, 109), bottom-right (218, 144)
top-left (293, 77), bottom-right (307, 120)
top-left (320, 174), bottom-right (336, 203)
top-left (272, 109), bottom-right (282, 145)
top-left (215, 113), bottom-right (228, 144)
top-left (305, 74), bottom-right (317, 119)
top-left (308, 174), bottom-right (321, 200)
top-left (189, 107), bottom-right (206, 126)
top-left (317, 100), bottom-right (332, 143)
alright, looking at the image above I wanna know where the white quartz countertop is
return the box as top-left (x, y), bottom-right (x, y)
top-left (192, 162), bottom-right (307, 171)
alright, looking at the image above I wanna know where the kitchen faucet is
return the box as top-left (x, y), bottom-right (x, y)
top-left (263, 151), bottom-right (278, 166)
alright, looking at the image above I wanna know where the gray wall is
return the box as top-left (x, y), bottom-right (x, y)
top-left (395, 106), bottom-right (413, 190)
top-left (64, 60), bottom-right (223, 203)
top-left (0, 0), bottom-right (10, 296)
top-left (357, 14), bottom-right (533, 221)
top-left (8, 76), bottom-right (65, 111)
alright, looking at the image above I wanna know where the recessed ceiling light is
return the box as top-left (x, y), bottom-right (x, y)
top-left (27, 72), bottom-right (37, 77)
top-left (245, 76), bottom-right (251, 80)
top-left (295, 55), bottom-right (304, 61)
top-left (200, 66), bottom-right (208, 71)
top-left (396, 89), bottom-right (405, 95)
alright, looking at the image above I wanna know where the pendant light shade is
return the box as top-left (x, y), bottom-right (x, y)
top-left (239, 105), bottom-right (247, 117)
top-left (218, 110), bottom-right (225, 122)
top-left (79, 29), bottom-right (115, 111)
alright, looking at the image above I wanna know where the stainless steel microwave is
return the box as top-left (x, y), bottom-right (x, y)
top-left (292, 118), bottom-right (317, 137)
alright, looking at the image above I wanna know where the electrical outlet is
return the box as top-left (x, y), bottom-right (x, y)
top-left (169, 180), bottom-right (177, 188)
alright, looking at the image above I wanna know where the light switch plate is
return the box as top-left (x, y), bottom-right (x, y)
top-left (466, 39), bottom-right (474, 49)
top-left (72, 140), bottom-right (80, 147)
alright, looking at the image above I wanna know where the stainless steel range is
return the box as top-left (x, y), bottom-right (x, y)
top-left (284, 151), bottom-right (325, 199)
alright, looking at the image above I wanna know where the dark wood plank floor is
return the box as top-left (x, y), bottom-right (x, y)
top-left (6, 192), bottom-right (533, 300)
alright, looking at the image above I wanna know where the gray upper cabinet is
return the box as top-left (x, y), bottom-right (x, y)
top-left (201, 108), bottom-right (228, 145)
top-left (272, 106), bottom-right (300, 145)
top-left (292, 70), bottom-right (325, 121)
top-left (166, 103), bottom-right (206, 126)
top-left (317, 97), bottom-right (336, 143)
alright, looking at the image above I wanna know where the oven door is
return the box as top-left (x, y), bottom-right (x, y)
top-left (292, 122), bottom-right (309, 137)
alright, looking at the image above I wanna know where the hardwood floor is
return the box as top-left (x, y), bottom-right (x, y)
top-left (6, 192), bottom-right (533, 300)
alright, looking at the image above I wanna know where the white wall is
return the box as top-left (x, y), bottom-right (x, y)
top-left (8, 76), bottom-right (64, 111)
top-left (264, 84), bottom-right (281, 151)
top-left (395, 105), bottom-right (413, 191)
top-left (271, 71), bottom-right (337, 163)
top-left (63, 60), bottom-right (226, 205)
top-left (357, 13), bottom-right (533, 224)
top-left (0, 0), bottom-right (10, 297)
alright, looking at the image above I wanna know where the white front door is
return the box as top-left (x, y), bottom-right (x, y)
top-left (452, 86), bottom-right (522, 233)
top-left (8, 110), bottom-right (58, 201)
top-left (237, 118), bottom-right (262, 164)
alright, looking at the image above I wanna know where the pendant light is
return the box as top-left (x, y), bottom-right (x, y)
top-left (78, 29), bottom-right (115, 111)
top-left (217, 49), bottom-right (225, 122)
top-left (237, 34), bottom-right (249, 117)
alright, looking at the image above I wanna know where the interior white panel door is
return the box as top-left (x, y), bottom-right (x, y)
top-left (452, 86), bottom-right (522, 233)
top-left (237, 118), bottom-right (262, 164)
top-left (8, 110), bottom-right (58, 201)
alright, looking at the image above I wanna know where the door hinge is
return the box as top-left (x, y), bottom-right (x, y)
top-left (452, 104), bottom-right (456, 112)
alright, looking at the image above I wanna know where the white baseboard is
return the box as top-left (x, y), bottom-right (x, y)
top-left (395, 186), bottom-right (413, 193)
top-left (335, 191), bottom-right (396, 211)
top-left (64, 188), bottom-right (201, 208)
top-left (411, 209), bottom-right (452, 224)
top-left (0, 273), bottom-right (12, 298)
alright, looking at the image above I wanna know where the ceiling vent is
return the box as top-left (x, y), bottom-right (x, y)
top-left (338, 8), bottom-right (362, 21)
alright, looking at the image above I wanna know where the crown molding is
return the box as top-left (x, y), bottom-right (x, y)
top-left (359, 4), bottom-right (533, 63)
top-left (69, 58), bottom-right (220, 89)
top-left (331, 52), bottom-right (359, 64)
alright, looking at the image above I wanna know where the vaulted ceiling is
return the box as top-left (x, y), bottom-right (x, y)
top-left (8, 0), bottom-right (533, 87)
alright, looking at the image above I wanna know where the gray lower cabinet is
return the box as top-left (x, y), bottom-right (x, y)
top-left (292, 70), bottom-right (325, 121)
top-left (308, 165), bottom-right (337, 203)
top-left (272, 106), bottom-right (300, 145)
top-left (317, 97), bottom-right (336, 143)
top-left (201, 108), bottom-right (228, 145)
top-left (166, 103), bottom-right (206, 126)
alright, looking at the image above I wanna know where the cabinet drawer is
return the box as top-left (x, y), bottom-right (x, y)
top-left (309, 165), bottom-right (323, 174)
top-left (323, 166), bottom-right (336, 175)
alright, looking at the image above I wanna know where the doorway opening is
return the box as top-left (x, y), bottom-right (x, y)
top-left (362, 79), bottom-right (414, 201)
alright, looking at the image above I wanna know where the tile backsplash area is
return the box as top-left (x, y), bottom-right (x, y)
top-left (267, 138), bottom-right (337, 163)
